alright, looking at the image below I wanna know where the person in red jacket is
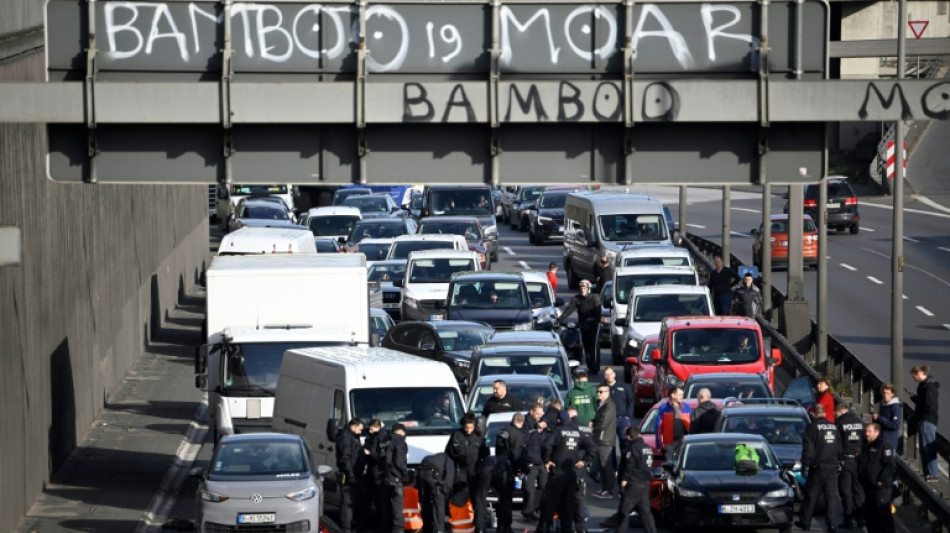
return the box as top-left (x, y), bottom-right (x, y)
top-left (547, 262), bottom-right (559, 296)
top-left (809, 377), bottom-right (836, 422)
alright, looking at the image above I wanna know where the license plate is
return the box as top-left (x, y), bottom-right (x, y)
top-left (429, 314), bottom-right (444, 321)
top-left (238, 513), bottom-right (276, 524)
top-left (826, 203), bottom-right (840, 209)
top-left (718, 505), bottom-right (755, 514)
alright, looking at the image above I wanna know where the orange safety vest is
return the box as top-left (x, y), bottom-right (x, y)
top-left (403, 487), bottom-right (423, 531)
top-left (448, 500), bottom-right (475, 533)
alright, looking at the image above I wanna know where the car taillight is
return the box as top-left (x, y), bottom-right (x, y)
top-left (845, 196), bottom-right (858, 206)
top-left (803, 199), bottom-right (817, 208)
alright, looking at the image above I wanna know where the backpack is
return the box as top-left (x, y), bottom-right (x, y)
top-left (734, 443), bottom-right (760, 475)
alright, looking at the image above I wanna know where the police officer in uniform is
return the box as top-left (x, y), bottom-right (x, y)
top-left (522, 404), bottom-right (551, 521)
top-left (418, 452), bottom-right (455, 533)
top-left (615, 428), bottom-right (657, 533)
top-left (365, 419), bottom-right (390, 532)
top-left (475, 455), bottom-right (514, 533)
top-left (446, 413), bottom-right (489, 532)
top-left (336, 418), bottom-right (364, 533)
top-left (796, 404), bottom-right (842, 533)
top-left (383, 424), bottom-right (410, 533)
top-left (495, 413), bottom-right (526, 471)
top-left (858, 423), bottom-right (896, 533)
top-left (537, 406), bottom-right (597, 533)
top-left (835, 404), bottom-right (865, 529)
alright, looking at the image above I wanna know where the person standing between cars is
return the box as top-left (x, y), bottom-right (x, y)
top-left (565, 368), bottom-right (597, 426)
top-left (614, 428), bottom-right (658, 533)
top-left (809, 376), bottom-right (837, 422)
top-left (521, 404), bottom-right (551, 521)
top-left (594, 255), bottom-right (614, 293)
top-left (858, 423), bottom-right (896, 533)
top-left (591, 385), bottom-right (618, 499)
top-left (547, 262), bottom-right (559, 296)
top-left (731, 271), bottom-right (763, 317)
top-left (482, 380), bottom-right (525, 417)
top-left (690, 388), bottom-right (720, 434)
top-left (835, 404), bottom-right (866, 530)
top-left (446, 413), bottom-right (489, 530)
top-left (383, 424), bottom-right (410, 533)
top-left (474, 454), bottom-right (514, 533)
top-left (494, 412), bottom-right (526, 532)
top-left (418, 452), bottom-right (455, 533)
top-left (656, 385), bottom-right (692, 459)
top-left (366, 419), bottom-right (390, 531)
top-left (558, 279), bottom-right (603, 374)
top-left (797, 404), bottom-right (842, 533)
top-left (602, 367), bottom-right (634, 453)
top-left (537, 407), bottom-right (598, 533)
top-left (336, 418), bottom-right (364, 533)
top-left (908, 365), bottom-right (940, 482)
top-left (707, 255), bottom-right (740, 315)
top-left (495, 412), bottom-right (526, 473)
top-left (873, 383), bottom-right (902, 451)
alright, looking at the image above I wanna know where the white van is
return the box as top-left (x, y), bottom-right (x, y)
top-left (614, 284), bottom-right (713, 358)
top-left (303, 206), bottom-right (362, 242)
top-left (396, 249), bottom-right (481, 321)
top-left (216, 183), bottom-right (297, 230)
top-left (614, 245), bottom-right (694, 268)
top-left (217, 227), bottom-right (317, 255)
top-left (273, 346), bottom-right (465, 470)
top-left (563, 191), bottom-right (671, 290)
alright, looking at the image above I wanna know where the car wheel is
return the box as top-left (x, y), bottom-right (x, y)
top-left (850, 224), bottom-right (859, 235)
top-left (567, 262), bottom-right (580, 290)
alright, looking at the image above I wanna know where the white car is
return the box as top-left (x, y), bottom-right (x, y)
top-left (396, 249), bottom-right (480, 321)
top-left (614, 284), bottom-right (713, 358)
top-left (520, 271), bottom-right (564, 330)
top-left (303, 206), bottom-right (362, 243)
top-left (386, 234), bottom-right (469, 261)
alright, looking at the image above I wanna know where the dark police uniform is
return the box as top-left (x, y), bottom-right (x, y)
top-left (836, 410), bottom-right (865, 527)
top-left (445, 429), bottom-right (489, 531)
top-left (615, 436), bottom-right (657, 533)
top-left (366, 429), bottom-right (392, 531)
top-left (522, 417), bottom-right (552, 519)
top-left (858, 436), bottom-right (896, 533)
top-left (558, 291), bottom-right (603, 374)
top-left (798, 415), bottom-right (842, 531)
top-left (475, 455), bottom-right (514, 533)
top-left (419, 453), bottom-right (455, 533)
top-left (495, 422), bottom-right (526, 470)
top-left (382, 431), bottom-right (409, 533)
top-left (335, 427), bottom-right (363, 533)
top-left (538, 420), bottom-right (597, 533)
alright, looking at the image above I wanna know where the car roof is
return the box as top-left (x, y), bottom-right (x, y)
top-left (241, 198), bottom-right (286, 207)
top-left (631, 285), bottom-right (708, 296)
top-left (719, 403), bottom-right (809, 416)
top-left (768, 213), bottom-right (815, 222)
top-left (615, 265), bottom-right (697, 276)
top-left (476, 344), bottom-right (563, 356)
top-left (219, 432), bottom-right (304, 444)
top-left (451, 272), bottom-right (524, 282)
top-left (307, 206), bottom-right (362, 216)
top-left (426, 320), bottom-right (494, 331)
top-left (359, 238), bottom-right (397, 245)
top-left (474, 374), bottom-right (558, 386)
top-left (370, 308), bottom-right (390, 317)
top-left (487, 330), bottom-right (561, 344)
top-left (408, 249), bottom-right (478, 259)
top-left (664, 316), bottom-right (759, 329)
top-left (419, 216), bottom-right (482, 224)
top-left (520, 271), bottom-right (552, 284)
top-left (356, 218), bottom-right (406, 225)
top-left (393, 234), bottom-right (464, 243)
top-left (682, 433), bottom-right (769, 444)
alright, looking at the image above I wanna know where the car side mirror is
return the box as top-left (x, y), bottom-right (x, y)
top-left (603, 296), bottom-right (612, 308)
top-left (532, 298), bottom-right (545, 309)
top-left (316, 464), bottom-right (334, 478)
top-left (189, 466), bottom-right (204, 478)
top-left (338, 236), bottom-right (346, 244)
top-left (750, 228), bottom-right (758, 235)
top-left (770, 347), bottom-right (783, 366)
top-left (326, 419), bottom-right (339, 438)
top-left (614, 318), bottom-right (628, 327)
top-left (420, 342), bottom-right (436, 351)
top-left (662, 461), bottom-right (676, 473)
top-left (554, 298), bottom-right (565, 307)
top-left (393, 279), bottom-right (404, 288)
top-left (435, 300), bottom-right (446, 310)
top-left (195, 375), bottom-right (207, 390)
top-left (780, 460), bottom-right (797, 471)
top-left (651, 348), bottom-right (663, 363)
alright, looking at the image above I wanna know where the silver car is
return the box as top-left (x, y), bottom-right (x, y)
top-left (196, 433), bottom-right (330, 533)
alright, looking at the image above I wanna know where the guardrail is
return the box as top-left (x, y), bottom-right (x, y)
top-left (683, 232), bottom-right (950, 532)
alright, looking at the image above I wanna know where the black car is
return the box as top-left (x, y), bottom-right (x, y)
top-left (442, 272), bottom-right (535, 331)
top-left (342, 194), bottom-right (404, 220)
top-left (314, 238), bottom-right (343, 253)
top-left (332, 187), bottom-right (373, 205)
top-left (506, 186), bottom-right (544, 231)
top-left (528, 189), bottom-right (570, 245)
top-left (468, 343), bottom-right (573, 396)
top-left (683, 372), bottom-right (774, 401)
top-left (783, 178), bottom-right (860, 234)
top-left (346, 218), bottom-right (417, 247)
top-left (658, 433), bottom-right (796, 533)
top-left (381, 320), bottom-right (494, 386)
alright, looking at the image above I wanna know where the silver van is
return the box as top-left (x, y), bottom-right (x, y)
top-left (562, 191), bottom-right (671, 289)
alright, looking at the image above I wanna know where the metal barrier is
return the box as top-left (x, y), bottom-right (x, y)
top-left (684, 232), bottom-right (950, 531)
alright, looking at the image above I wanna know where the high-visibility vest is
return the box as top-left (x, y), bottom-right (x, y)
top-left (448, 500), bottom-right (475, 533)
top-left (403, 487), bottom-right (423, 531)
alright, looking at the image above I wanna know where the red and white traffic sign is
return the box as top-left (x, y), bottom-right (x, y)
top-left (908, 20), bottom-right (929, 39)
top-left (886, 141), bottom-right (908, 180)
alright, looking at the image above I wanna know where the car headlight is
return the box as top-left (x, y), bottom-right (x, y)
top-left (454, 359), bottom-right (471, 368)
top-left (404, 297), bottom-right (419, 309)
top-left (764, 487), bottom-right (792, 499)
top-left (512, 322), bottom-right (534, 331)
top-left (286, 486), bottom-right (317, 502)
top-left (198, 489), bottom-right (229, 503)
top-left (637, 377), bottom-right (654, 386)
top-left (677, 488), bottom-right (704, 498)
top-left (538, 216), bottom-right (552, 224)
top-left (627, 338), bottom-right (639, 349)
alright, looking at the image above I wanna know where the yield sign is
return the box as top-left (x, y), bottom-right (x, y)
top-left (909, 20), bottom-right (929, 39)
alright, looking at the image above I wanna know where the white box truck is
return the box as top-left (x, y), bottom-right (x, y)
top-left (195, 254), bottom-right (372, 442)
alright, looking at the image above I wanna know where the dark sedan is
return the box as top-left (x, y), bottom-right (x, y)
top-left (380, 320), bottom-right (494, 386)
top-left (657, 433), bottom-right (796, 533)
top-left (346, 218), bottom-right (417, 247)
top-left (442, 273), bottom-right (535, 332)
top-left (342, 194), bottom-right (404, 220)
top-left (528, 189), bottom-right (570, 245)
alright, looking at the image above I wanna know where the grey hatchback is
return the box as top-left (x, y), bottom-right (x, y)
top-left (196, 433), bottom-right (331, 533)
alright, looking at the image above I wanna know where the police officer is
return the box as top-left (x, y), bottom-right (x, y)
top-left (446, 413), bottom-right (489, 532)
top-left (522, 403), bottom-right (551, 521)
top-left (383, 424), bottom-right (410, 533)
top-left (365, 419), bottom-right (390, 532)
top-left (475, 455), bottom-right (514, 533)
top-left (835, 404), bottom-right (865, 529)
top-left (495, 413), bottom-right (526, 471)
top-left (537, 406), bottom-right (597, 533)
top-left (336, 418), bottom-right (364, 533)
top-left (418, 452), bottom-right (455, 533)
top-left (492, 413), bottom-right (525, 533)
top-left (858, 423), bottom-right (896, 533)
top-left (615, 428), bottom-right (657, 533)
top-left (797, 404), bottom-right (842, 533)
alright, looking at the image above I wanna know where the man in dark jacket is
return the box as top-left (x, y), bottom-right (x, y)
top-left (558, 279), bottom-right (603, 374)
top-left (603, 367), bottom-right (634, 452)
top-left (591, 385), bottom-right (617, 499)
top-left (482, 380), bottom-right (525, 417)
top-left (495, 412), bottom-right (526, 470)
top-left (797, 404), bottom-right (841, 532)
top-left (522, 404), bottom-right (551, 521)
top-left (365, 419), bottom-right (390, 532)
top-left (336, 418), bottom-right (364, 533)
top-left (614, 428), bottom-right (657, 533)
top-left (383, 424), bottom-right (409, 533)
top-left (731, 272), bottom-right (763, 317)
top-left (418, 452), bottom-right (455, 533)
top-left (872, 383), bottom-right (902, 451)
top-left (594, 255), bottom-right (614, 293)
top-left (858, 423), bottom-right (896, 533)
top-left (690, 388), bottom-right (720, 434)
top-left (909, 365), bottom-right (940, 482)
top-left (707, 255), bottom-right (739, 315)
top-left (835, 404), bottom-right (865, 529)
top-left (537, 410), bottom-right (597, 533)
top-left (446, 413), bottom-right (489, 529)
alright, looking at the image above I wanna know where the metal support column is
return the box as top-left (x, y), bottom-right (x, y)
top-left (679, 186), bottom-right (688, 242)
top-left (621, 0), bottom-right (636, 186)
top-left (83, 0), bottom-right (99, 184)
top-left (891, 0), bottom-right (907, 394)
top-left (817, 175), bottom-right (828, 365)
top-left (489, 0), bottom-right (501, 186)
top-left (757, 0), bottom-right (772, 315)
top-left (787, 186), bottom-right (805, 301)
top-left (220, 0), bottom-right (234, 190)
top-left (356, 0), bottom-right (369, 183)
top-left (722, 186), bottom-right (731, 264)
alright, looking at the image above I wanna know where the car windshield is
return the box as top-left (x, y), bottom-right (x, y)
top-left (314, 239), bottom-right (339, 253)
top-left (223, 342), bottom-right (322, 392)
top-left (632, 294), bottom-right (709, 321)
top-left (598, 214), bottom-right (668, 242)
top-left (670, 328), bottom-right (761, 364)
top-left (351, 222), bottom-right (408, 242)
top-left (333, 189), bottom-right (372, 205)
top-left (476, 356), bottom-right (568, 389)
top-left (436, 326), bottom-right (493, 351)
top-left (418, 222), bottom-right (481, 241)
top-left (309, 215), bottom-right (360, 237)
top-left (766, 219), bottom-right (817, 233)
top-left (368, 262), bottom-right (407, 282)
top-left (210, 439), bottom-right (308, 477)
top-left (430, 190), bottom-right (492, 216)
top-left (344, 196), bottom-right (391, 213)
top-left (720, 415), bottom-right (808, 445)
top-left (390, 241), bottom-right (457, 260)
top-left (359, 242), bottom-right (392, 261)
top-left (409, 258), bottom-right (475, 283)
top-left (232, 184), bottom-right (288, 196)
top-left (350, 388), bottom-right (464, 435)
top-left (806, 183), bottom-right (853, 199)
top-left (622, 257), bottom-right (690, 267)
top-left (240, 205), bottom-right (290, 220)
top-left (680, 441), bottom-right (777, 471)
top-left (526, 282), bottom-right (553, 307)
top-left (469, 383), bottom-right (559, 413)
top-left (686, 381), bottom-right (771, 400)
top-left (615, 274), bottom-right (696, 304)
top-left (518, 187), bottom-right (543, 202)
top-left (371, 314), bottom-right (393, 337)
top-left (537, 193), bottom-right (568, 209)
top-left (449, 281), bottom-right (528, 309)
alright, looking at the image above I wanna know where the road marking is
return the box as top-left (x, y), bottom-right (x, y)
top-left (686, 223), bottom-right (706, 229)
top-left (916, 195), bottom-right (950, 215)
top-left (840, 263), bottom-right (857, 271)
top-left (903, 236), bottom-right (920, 243)
top-left (519, 260), bottom-right (530, 270)
top-left (862, 200), bottom-right (950, 219)
top-left (917, 306), bottom-right (934, 317)
top-left (503, 246), bottom-right (515, 255)
top-left (939, 247), bottom-right (950, 253)
top-left (943, 324), bottom-right (950, 331)
top-left (730, 231), bottom-right (751, 238)
top-left (731, 207), bottom-right (760, 214)
top-left (859, 247), bottom-right (950, 289)
top-left (903, 294), bottom-right (908, 299)
top-left (867, 276), bottom-right (883, 285)
top-left (862, 227), bottom-right (875, 232)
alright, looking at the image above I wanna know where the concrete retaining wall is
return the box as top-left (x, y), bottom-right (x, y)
top-left (0, 50), bottom-right (209, 532)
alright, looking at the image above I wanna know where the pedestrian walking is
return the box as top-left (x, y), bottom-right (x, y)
top-left (336, 418), bottom-right (364, 533)
top-left (594, 255), bottom-right (614, 293)
top-left (537, 407), bottom-right (597, 533)
top-left (656, 385), bottom-right (691, 459)
top-left (614, 428), bottom-right (658, 533)
top-left (707, 255), bottom-right (739, 315)
top-left (565, 368), bottom-right (597, 426)
top-left (731, 271), bottom-right (763, 317)
top-left (859, 423), bottom-right (896, 533)
top-left (690, 388), bottom-right (720, 434)
top-left (835, 404), bottom-right (865, 529)
top-left (908, 365), bottom-right (940, 482)
top-left (591, 384), bottom-right (617, 499)
top-left (796, 404), bottom-right (841, 532)
top-left (547, 262), bottom-right (559, 296)
top-left (418, 452), bottom-right (455, 533)
top-left (872, 383), bottom-right (902, 452)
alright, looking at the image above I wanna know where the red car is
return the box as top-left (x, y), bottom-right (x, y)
top-left (625, 334), bottom-right (659, 417)
top-left (636, 398), bottom-right (725, 462)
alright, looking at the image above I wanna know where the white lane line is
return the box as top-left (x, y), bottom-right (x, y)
top-left (862, 227), bottom-right (876, 232)
top-left (731, 207), bottom-right (760, 214)
top-left (867, 276), bottom-right (884, 285)
top-left (903, 294), bottom-right (908, 299)
top-left (939, 247), bottom-right (950, 253)
top-left (519, 260), bottom-right (530, 270)
top-left (862, 200), bottom-right (950, 219)
top-left (840, 263), bottom-right (857, 271)
top-left (730, 231), bottom-right (751, 238)
top-left (503, 246), bottom-right (515, 255)
top-left (917, 195), bottom-right (950, 215)
top-left (859, 246), bottom-right (950, 289)
top-left (917, 306), bottom-right (935, 317)
top-left (943, 324), bottom-right (950, 331)
top-left (686, 223), bottom-right (706, 229)
top-left (904, 236), bottom-right (920, 243)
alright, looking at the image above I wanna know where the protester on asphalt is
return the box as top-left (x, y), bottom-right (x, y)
top-left (908, 365), bottom-right (940, 482)
top-left (656, 385), bottom-right (691, 458)
top-left (547, 262), bottom-right (559, 296)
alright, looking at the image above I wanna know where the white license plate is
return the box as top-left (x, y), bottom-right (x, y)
top-left (718, 505), bottom-right (755, 514)
top-left (238, 513), bottom-right (276, 524)
top-left (826, 203), bottom-right (840, 209)
top-left (429, 314), bottom-right (444, 321)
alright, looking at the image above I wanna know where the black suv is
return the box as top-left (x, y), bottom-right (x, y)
top-left (784, 178), bottom-right (860, 234)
